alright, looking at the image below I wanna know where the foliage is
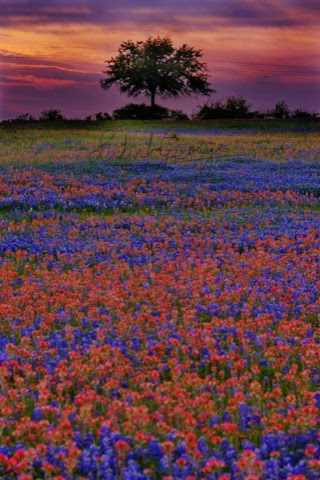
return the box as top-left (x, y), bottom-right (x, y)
top-left (195, 96), bottom-right (253, 119)
top-left (168, 109), bottom-right (190, 120)
top-left (291, 109), bottom-right (319, 119)
top-left (100, 36), bottom-right (214, 108)
top-left (225, 96), bottom-right (252, 117)
top-left (112, 103), bottom-right (170, 120)
top-left (39, 109), bottom-right (65, 121)
top-left (270, 101), bottom-right (290, 119)
top-left (95, 112), bottom-right (112, 121)
top-left (14, 113), bottom-right (35, 122)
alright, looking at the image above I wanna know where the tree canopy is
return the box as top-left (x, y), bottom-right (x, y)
top-left (100, 36), bottom-right (214, 109)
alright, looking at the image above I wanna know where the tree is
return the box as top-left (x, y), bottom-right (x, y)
top-left (100, 36), bottom-right (214, 111)
top-left (225, 96), bottom-right (252, 118)
top-left (40, 109), bottom-right (64, 121)
top-left (271, 101), bottom-right (290, 119)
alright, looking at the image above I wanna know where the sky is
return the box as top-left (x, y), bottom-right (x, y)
top-left (0, 0), bottom-right (319, 120)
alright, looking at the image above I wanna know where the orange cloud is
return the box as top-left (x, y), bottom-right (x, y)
top-left (3, 74), bottom-right (79, 88)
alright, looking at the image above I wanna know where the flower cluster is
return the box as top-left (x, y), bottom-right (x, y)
top-left (0, 155), bottom-right (319, 479)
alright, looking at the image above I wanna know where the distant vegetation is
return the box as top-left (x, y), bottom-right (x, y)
top-left (195, 96), bottom-right (253, 120)
top-left (112, 103), bottom-right (189, 120)
top-left (195, 98), bottom-right (319, 120)
top-left (2, 99), bottom-right (318, 125)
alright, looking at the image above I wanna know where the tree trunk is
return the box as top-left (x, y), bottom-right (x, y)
top-left (150, 89), bottom-right (156, 110)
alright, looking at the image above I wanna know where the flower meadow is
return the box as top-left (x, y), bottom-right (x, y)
top-left (1, 123), bottom-right (320, 166)
top-left (0, 125), bottom-right (320, 479)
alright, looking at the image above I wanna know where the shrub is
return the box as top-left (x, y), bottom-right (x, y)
top-left (195, 100), bottom-right (226, 119)
top-left (40, 109), bottom-right (64, 121)
top-left (169, 109), bottom-right (189, 120)
top-left (253, 111), bottom-right (267, 119)
top-left (270, 101), bottom-right (290, 119)
top-left (225, 96), bottom-right (252, 118)
top-left (6, 113), bottom-right (35, 124)
top-left (15, 113), bottom-right (35, 122)
top-left (112, 103), bottom-right (170, 120)
top-left (195, 96), bottom-right (252, 119)
top-left (95, 112), bottom-right (111, 121)
top-left (291, 109), bottom-right (319, 119)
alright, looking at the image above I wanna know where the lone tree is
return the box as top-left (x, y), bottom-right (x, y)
top-left (100, 36), bottom-right (214, 110)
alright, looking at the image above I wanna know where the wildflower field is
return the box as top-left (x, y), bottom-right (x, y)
top-left (0, 121), bottom-right (319, 480)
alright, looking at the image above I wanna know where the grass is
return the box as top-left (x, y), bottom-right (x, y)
top-left (0, 119), bottom-right (319, 167)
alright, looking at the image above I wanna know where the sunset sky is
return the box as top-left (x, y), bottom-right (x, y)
top-left (1, 0), bottom-right (319, 120)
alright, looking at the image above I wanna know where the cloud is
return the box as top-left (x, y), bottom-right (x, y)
top-left (0, 49), bottom-right (77, 69)
top-left (1, 68), bottom-right (99, 88)
top-left (197, 0), bottom-right (320, 27)
top-left (0, 0), bottom-right (97, 25)
top-left (0, 0), bottom-right (319, 28)
top-left (294, 0), bottom-right (320, 12)
top-left (0, 49), bottom-right (100, 91)
top-left (0, 75), bottom-right (79, 88)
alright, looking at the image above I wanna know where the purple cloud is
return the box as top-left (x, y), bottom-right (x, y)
top-left (0, 0), bottom-right (319, 27)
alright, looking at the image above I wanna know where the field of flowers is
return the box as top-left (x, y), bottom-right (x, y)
top-left (1, 121), bottom-right (320, 166)
top-left (0, 122), bottom-right (319, 479)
